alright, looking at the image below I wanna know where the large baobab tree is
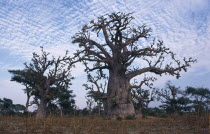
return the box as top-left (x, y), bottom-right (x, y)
top-left (72, 12), bottom-right (196, 117)
top-left (9, 47), bottom-right (74, 118)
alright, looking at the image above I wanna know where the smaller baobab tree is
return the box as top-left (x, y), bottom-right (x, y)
top-left (131, 76), bottom-right (157, 116)
top-left (9, 47), bottom-right (74, 118)
top-left (85, 95), bottom-right (95, 116)
top-left (83, 71), bottom-right (108, 116)
top-left (156, 81), bottom-right (190, 114)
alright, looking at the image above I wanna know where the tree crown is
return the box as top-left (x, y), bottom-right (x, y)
top-left (72, 12), bottom-right (196, 80)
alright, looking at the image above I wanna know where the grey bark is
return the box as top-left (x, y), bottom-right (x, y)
top-left (102, 99), bottom-right (108, 116)
top-left (25, 95), bottom-right (30, 113)
top-left (36, 98), bottom-right (47, 118)
top-left (106, 69), bottom-right (135, 117)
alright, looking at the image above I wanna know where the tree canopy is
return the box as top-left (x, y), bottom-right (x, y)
top-left (72, 12), bottom-right (196, 117)
top-left (9, 47), bottom-right (75, 118)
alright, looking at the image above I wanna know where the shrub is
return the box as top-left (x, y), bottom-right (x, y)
top-left (116, 116), bottom-right (122, 121)
top-left (125, 114), bottom-right (136, 120)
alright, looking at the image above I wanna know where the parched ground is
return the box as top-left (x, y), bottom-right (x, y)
top-left (0, 114), bottom-right (209, 134)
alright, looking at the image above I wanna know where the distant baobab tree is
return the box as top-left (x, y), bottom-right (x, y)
top-left (83, 71), bottom-right (108, 116)
top-left (9, 47), bottom-right (74, 118)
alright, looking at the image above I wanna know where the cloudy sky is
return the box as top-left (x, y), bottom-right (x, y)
top-left (0, 0), bottom-right (210, 109)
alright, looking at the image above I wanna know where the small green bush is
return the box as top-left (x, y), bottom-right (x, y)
top-left (116, 116), bottom-right (122, 121)
top-left (125, 114), bottom-right (136, 120)
top-left (157, 113), bottom-right (168, 118)
top-left (142, 114), bottom-right (148, 119)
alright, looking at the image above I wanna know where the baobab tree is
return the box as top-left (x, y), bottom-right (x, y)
top-left (9, 47), bottom-right (74, 118)
top-left (156, 81), bottom-right (184, 114)
top-left (85, 95), bottom-right (95, 116)
top-left (83, 71), bottom-right (108, 116)
top-left (132, 76), bottom-right (156, 115)
top-left (72, 12), bottom-right (196, 117)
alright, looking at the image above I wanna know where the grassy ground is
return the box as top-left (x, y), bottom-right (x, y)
top-left (0, 114), bottom-right (209, 134)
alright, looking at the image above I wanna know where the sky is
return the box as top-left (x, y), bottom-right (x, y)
top-left (0, 0), bottom-right (210, 109)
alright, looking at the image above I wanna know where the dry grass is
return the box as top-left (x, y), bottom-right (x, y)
top-left (0, 114), bottom-right (209, 134)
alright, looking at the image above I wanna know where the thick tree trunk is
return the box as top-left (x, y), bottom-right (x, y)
top-left (25, 97), bottom-right (30, 113)
top-left (60, 107), bottom-right (63, 117)
top-left (102, 99), bottom-right (108, 116)
top-left (98, 102), bottom-right (101, 116)
top-left (36, 98), bottom-right (47, 118)
top-left (106, 72), bottom-right (135, 117)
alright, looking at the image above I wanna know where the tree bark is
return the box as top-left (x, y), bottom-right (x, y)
top-left (98, 102), bottom-right (101, 116)
top-left (25, 96), bottom-right (30, 113)
top-left (60, 107), bottom-right (63, 117)
top-left (36, 98), bottom-right (47, 118)
top-left (102, 99), bottom-right (108, 116)
top-left (25, 89), bottom-right (31, 113)
top-left (106, 71), bottom-right (135, 117)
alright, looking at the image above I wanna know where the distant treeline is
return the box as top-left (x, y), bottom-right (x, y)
top-left (1, 81), bottom-right (209, 118)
